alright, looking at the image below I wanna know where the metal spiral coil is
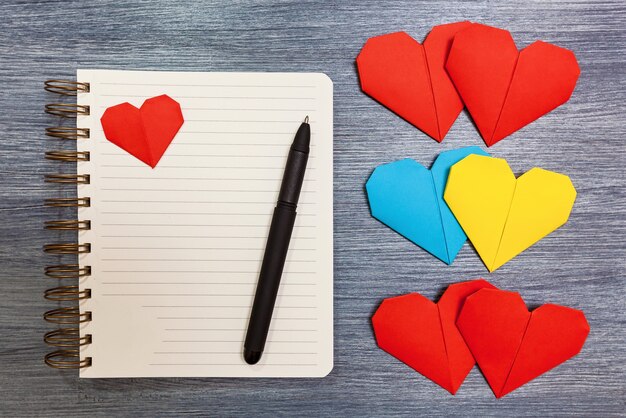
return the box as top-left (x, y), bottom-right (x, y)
top-left (44, 79), bottom-right (93, 369)
top-left (44, 264), bottom-right (91, 279)
top-left (44, 328), bottom-right (92, 347)
top-left (44, 80), bottom-right (90, 96)
top-left (45, 350), bottom-right (92, 369)
top-left (44, 197), bottom-right (90, 207)
top-left (46, 127), bottom-right (90, 140)
top-left (43, 243), bottom-right (91, 254)
top-left (44, 220), bottom-right (91, 231)
top-left (44, 286), bottom-right (91, 302)
top-left (44, 174), bottom-right (90, 184)
top-left (45, 151), bottom-right (90, 162)
top-left (45, 103), bottom-right (90, 118)
top-left (44, 307), bottom-right (92, 324)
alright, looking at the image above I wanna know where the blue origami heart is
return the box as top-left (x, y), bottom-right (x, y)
top-left (366, 147), bottom-right (489, 264)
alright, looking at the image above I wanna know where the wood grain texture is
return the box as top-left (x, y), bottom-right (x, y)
top-left (1, 0), bottom-right (625, 415)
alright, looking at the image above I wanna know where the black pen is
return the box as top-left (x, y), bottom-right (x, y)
top-left (244, 116), bottom-right (311, 365)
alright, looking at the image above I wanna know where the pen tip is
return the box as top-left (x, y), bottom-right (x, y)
top-left (304, 115), bottom-right (309, 124)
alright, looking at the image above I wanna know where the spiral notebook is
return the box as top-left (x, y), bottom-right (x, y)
top-left (43, 70), bottom-right (333, 378)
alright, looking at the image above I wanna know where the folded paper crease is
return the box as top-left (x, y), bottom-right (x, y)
top-left (357, 21), bottom-right (474, 142)
top-left (456, 288), bottom-right (590, 398)
top-left (372, 280), bottom-right (496, 394)
top-left (366, 147), bottom-right (489, 264)
top-left (444, 154), bottom-right (576, 271)
top-left (446, 23), bottom-right (580, 146)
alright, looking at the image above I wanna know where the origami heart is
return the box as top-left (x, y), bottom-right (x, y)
top-left (446, 23), bottom-right (580, 146)
top-left (100, 94), bottom-right (184, 168)
top-left (366, 147), bottom-right (488, 264)
top-left (457, 288), bottom-right (589, 398)
top-left (356, 21), bottom-right (474, 142)
top-left (444, 154), bottom-right (576, 271)
top-left (372, 280), bottom-right (496, 394)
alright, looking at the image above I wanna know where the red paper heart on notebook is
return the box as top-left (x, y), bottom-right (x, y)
top-left (100, 94), bottom-right (184, 168)
top-left (456, 288), bottom-right (589, 398)
top-left (446, 24), bottom-right (580, 146)
top-left (356, 21), bottom-right (473, 142)
top-left (372, 280), bottom-right (496, 394)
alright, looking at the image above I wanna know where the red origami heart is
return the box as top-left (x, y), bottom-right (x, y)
top-left (356, 21), bottom-right (473, 142)
top-left (446, 24), bottom-right (580, 146)
top-left (100, 94), bottom-right (184, 168)
top-left (456, 288), bottom-right (589, 398)
top-left (372, 279), bottom-right (496, 394)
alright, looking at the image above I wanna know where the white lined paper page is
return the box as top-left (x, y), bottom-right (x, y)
top-left (76, 70), bottom-right (333, 377)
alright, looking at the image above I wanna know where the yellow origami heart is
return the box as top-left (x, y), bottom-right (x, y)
top-left (444, 155), bottom-right (576, 272)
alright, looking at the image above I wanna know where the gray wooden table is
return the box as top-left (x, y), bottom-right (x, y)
top-left (1, 0), bottom-right (625, 416)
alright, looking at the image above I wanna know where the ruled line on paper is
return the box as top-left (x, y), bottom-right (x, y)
top-left (97, 106), bottom-right (318, 112)
top-left (169, 119), bottom-right (319, 123)
top-left (162, 328), bottom-right (318, 332)
top-left (99, 258), bottom-right (316, 262)
top-left (94, 130), bottom-right (314, 135)
top-left (98, 165), bottom-right (318, 170)
top-left (98, 82), bottom-right (317, 88)
top-left (100, 143), bottom-right (318, 150)
top-left (153, 351), bottom-right (317, 355)
top-left (147, 363), bottom-right (319, 366)
top-left (98, 211), bottom-right (317, 215)
top-left (103, 270), bottom-right (316, 274)
top-left (100, 141), bottom-right (318, 146)
top-left (97, 141), bottom-right (319, 148)
top-left (99, 201), bottom-right (316, 204)
top-left (101, 246), bottom-right (316, 250)
top-left (98, 235), bottom-right (316, 239)
top-left (101, 294), bottom-right (317, 297)
top-left (97, 166), bottom-right (318, 171)
top-left (156, 317), bottom-right (317, 320)
top-left (99, 225), bottom-right (315, 229)
top-left (100, 190), bottom-right (317, 194)
top-left (101, 282), bottom-right (317, 286)
top-left (99, 94), bottom-right (317, 99)
top-left (100, 234), bottom-right (317, 241)
top-left (146, 306), bottom-right (317, 309)
top-left (185, 107), bottom-right (317, 111)
top-left (161, 340), bottom-right (317, 344)
top-left (100, 169), bottom-right (318, 174)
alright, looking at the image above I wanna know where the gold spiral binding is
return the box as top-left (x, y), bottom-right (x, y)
top-left (44, 328), bottom-right (92, 347)
top-left (45, 264), bottom-right (91, 279)
top-left (44, 80), bottom-right (90, 96)
top-left (44, 79), bottom-right (93, 369)
top-left (45, 350), bottom-right (92, 369)
top-left (44, 307), bottom-right (91, 324)
top-left (45, 220), bottom-right (91, 231)
top-left (45, 174), bottom-right (90, 184)
top-left (43, 243), bottom-right (91, 254)
top-left (45, 103), bottom-right (90, 118)
top-left (44, 286), bottom-right (91, 302)
top-left (45, 151), bottom-right (90, 162)
top-left (44, 197), bottom-right (90, 207)
top-left (46, 127), bottom-right (90, 140)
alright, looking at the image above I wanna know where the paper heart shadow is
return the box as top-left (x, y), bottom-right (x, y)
top-left (372, 280), bottom-right (496, 394)
top-left (457, 288), bottom-right (589, 398)
top-left (366, 147), bottom-right (488, 264)
top-left (101, 94), bottom-right (184, 168)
